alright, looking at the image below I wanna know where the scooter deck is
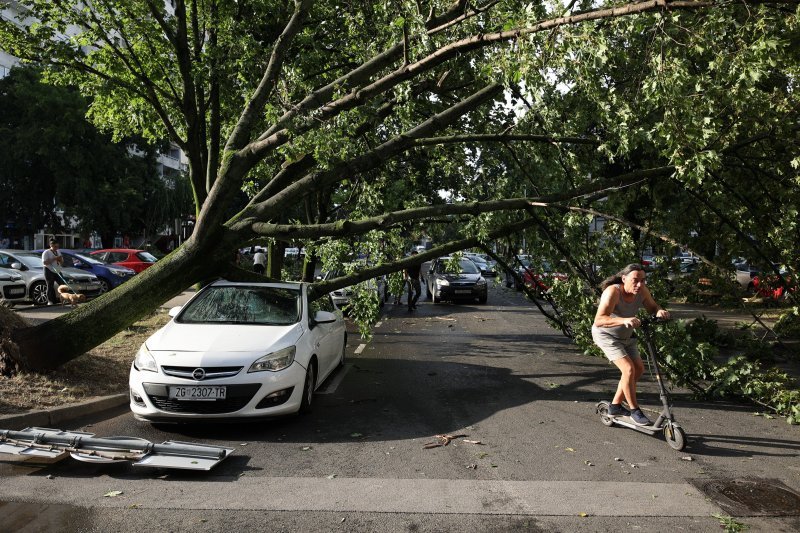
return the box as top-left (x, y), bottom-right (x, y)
top-left (610, 415), bottom-right (662, 433)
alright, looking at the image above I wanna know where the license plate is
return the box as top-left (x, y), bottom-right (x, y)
top-left (169, 386), bottom-right (226, 400)
top-left (454, 289), bottom-right (472, 294)
top-left (8, 287), bottom-right (25, 295)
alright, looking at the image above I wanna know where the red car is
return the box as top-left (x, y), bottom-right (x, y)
top-left (90, 248), bottom-right (158, 274)
top-left (521, 261), bottom-right (568, 293)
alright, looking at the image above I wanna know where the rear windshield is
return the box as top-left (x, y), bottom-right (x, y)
top-left (178, 286), bottom-right (301, 325)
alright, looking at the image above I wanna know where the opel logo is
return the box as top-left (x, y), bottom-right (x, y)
top-left (192, 368), bottom-right (206, 381)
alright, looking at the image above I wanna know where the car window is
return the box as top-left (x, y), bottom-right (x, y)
top-left (60, 254), bottom-right (77, 268)
top-left (0, 253), bottom-right (11, 268)
top-left (111, 252), bottom-right (130, 262)
top-left (15, 253), bottom-right (43, 269)
top-left (74, 253), bottom-right (104, 265)
top-left (178, 286), bottom-right (301, 325)
top-left (137, 251), bottom-right (158, 263)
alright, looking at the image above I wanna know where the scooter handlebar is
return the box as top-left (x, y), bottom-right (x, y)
top-left (639, 315), bottom-right (670, 328)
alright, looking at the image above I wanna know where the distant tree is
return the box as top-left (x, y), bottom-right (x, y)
top-left (0, 67), bottom-right (192, 246)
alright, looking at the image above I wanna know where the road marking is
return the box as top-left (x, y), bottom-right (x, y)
top-left (0, 477), bottom-right (721, 517)
top-left (354, 343), bottom-right (366, 354)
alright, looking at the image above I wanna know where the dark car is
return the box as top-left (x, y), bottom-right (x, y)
top-left (35, 249), bottom-right (136, 293)
top-left (426, 256), bottom-right (488, 304)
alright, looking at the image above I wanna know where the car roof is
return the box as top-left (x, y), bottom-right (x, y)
top-left (208, 279), bottom-right (306, 291)
top-left (91, 248), bottom-right (143, 253)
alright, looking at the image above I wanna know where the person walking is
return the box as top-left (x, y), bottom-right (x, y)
top-left (41, 238), bottom-right (64, 306)
top-left (252, 249), bottom-right (267, 275)
top-left (404, 251), bottom-right (422, 311)
top-left (592, 263), bottom-right (670, 426)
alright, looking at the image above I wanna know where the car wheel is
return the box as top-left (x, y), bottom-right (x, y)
top-left (97, 277), bottom-right (111, 294)
top-left (426, 283), bottom-right (432, 300)
top-left (31, 281), bottom-right (49, 305)
top-left (478, 293), bottom-right (488, 304)
top-left (299, 360), bottom-right (317, 414)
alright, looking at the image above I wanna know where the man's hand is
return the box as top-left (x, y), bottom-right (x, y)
top-left (623, 317), bottom-right (641, 328)
top-left (656, 309), bottom-right (670, 319)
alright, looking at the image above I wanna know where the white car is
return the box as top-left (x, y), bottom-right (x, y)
top-left (129, 280), bottom-right (347, 422)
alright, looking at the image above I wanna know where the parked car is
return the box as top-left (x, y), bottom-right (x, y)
top-left (34, 249), bottom-right (136, 293)
top-left (426, 256), bottom-right (488, 304)
top-left (0, 269), bottom-right (27, 306)
top-left (734, 262), bottom-right (760, 291)
top-left (751, 265), bottom-right (794, 301)
top-left (90, 248), bottom-right (158, 273)
top-left (317, 269), bottom-right (387, 311)
top-left (464, 253), bottom-right (498, 277)
top-left (129, 280), bottom-right (347, 421)
top-left (0, 249), bottom-right (103, 305)
top-left (504, 254), bottom-right (533, 288)
top-left (521, 260), bottom-right (568, 293)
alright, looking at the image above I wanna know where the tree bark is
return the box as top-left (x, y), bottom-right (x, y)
top-left (6, 234), bottom-right (229, 371)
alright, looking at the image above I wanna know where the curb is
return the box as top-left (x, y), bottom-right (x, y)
top-left (0, 393), bottom-right (129, 430)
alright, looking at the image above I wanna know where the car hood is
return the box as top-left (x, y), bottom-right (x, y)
top-left (146, 322), bottom-right (304, 358)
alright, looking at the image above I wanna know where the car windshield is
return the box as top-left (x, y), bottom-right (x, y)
top-left (14, 253), bottom-right (44, 269)
top-left (470, 256), bottom-right (487, 265)
top-left (136, 251), bottom-right (158, 262)
top-left (72, 252), bottom-right (105, 265)
top-left (436, 258), bottom-right (480, 274)
top-left (178, 286), bottom-right (301, 325)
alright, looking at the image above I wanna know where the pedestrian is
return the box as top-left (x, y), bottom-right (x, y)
top-left (253, 248), bottom-right (267, 275)
top-left (591, 263), bottom-right (670, 426)
top-left (404, 250), bottom-right (422, 311)
top-left (41, 238), bottom-right (64, 306)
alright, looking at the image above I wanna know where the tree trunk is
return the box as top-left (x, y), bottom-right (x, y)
top-left (6, 235), bottom-right (229, 371)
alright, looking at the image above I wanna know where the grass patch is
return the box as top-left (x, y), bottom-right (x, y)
top-left (0, 311), bottom-right (170, 415)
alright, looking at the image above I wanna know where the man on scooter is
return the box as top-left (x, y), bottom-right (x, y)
top-left (592, 263), bottom-right (670, 426)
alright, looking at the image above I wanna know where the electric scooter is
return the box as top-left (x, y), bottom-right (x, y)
top-left (595, 316), bottom-right (688, 451)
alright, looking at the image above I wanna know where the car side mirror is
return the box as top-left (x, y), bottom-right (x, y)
top-left (10, 262), bottom-right (23, 271)
top-left (313, 310), bottom-right (337, 324)
top-left (168, 306), bottom-right (182, 318)
top-left (315, 275), bottom-right (323, 281)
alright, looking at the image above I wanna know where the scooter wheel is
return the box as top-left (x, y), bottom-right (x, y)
top-left (596, 401), bottom-right (614, 427)
top-left (664, 422), bottom-right (686, 451)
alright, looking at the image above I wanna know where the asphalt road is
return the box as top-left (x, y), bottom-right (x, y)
top-left (2, 283), bottom-right (799, 532)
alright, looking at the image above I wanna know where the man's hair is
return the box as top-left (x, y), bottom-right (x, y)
top-left (49, 238), bottom-right (58, 245)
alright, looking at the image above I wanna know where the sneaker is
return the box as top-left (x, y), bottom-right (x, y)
top-left (630, 408), bottom-right (652, 426)
top-left (607, 403), bottom-right (631, 417)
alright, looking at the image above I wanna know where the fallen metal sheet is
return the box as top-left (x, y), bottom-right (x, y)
top-left (0, 427), bottom-right (234, 471)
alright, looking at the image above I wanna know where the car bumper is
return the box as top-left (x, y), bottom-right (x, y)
top-left (2, 284), bottom-right (28, 303)
top-left (129, 361), bottom-right (308, 421)
top-left (433, 285), bottom-right (487, 300)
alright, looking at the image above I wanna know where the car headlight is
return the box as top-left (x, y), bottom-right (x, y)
top-left (109, 268), bottom-right (130, 276)
top-left (436, 278), bottom-right (450, 287)
top-left (134, 344), bottom-right (158, 372)
top-left (476, 279), bottom-right (487, 286)
top-left (249, 346), bottom-right (296, 373)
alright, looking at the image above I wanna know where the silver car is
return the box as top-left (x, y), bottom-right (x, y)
top-left (0, 269), bottom-right (27, 306)
top-left (0, 249), bottom-right (103, 306)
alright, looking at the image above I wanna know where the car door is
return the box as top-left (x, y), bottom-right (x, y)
top-left (307, 293), bottom-right (341, 382)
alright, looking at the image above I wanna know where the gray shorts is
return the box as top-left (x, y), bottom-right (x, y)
top-left (592, 327), bottom-right (641, 361)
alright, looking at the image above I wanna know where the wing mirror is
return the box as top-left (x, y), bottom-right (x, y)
top-left (168, 306), bottom-right (182, 318)
top-left (313, 310), bottom-right (337, 324)
top-left (10, 262), bottom-right (24, 271)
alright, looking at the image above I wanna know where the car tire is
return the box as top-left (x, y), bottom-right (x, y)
top-left (97, 277), bottom-right (111, 294)
top-left (31, 281), bottom-right (49, 306)
top-left (426, 283), bottom-right (432, 300)
top-left (478, 294), bottom-right (488, 304)
top-left (299, 359), bottom-right (317, 414)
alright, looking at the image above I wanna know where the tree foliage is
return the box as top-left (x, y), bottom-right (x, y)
top-left (0, 66), bottom-right (191, 243)
top-left (0, 0), bottom-right (798, 374)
